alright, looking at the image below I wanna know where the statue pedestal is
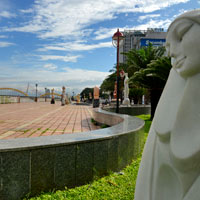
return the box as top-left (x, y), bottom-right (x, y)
top-left (123, 98), bottom-right (130, 106)
top-left (93, 99), bottom-right (99, 108)
top-left (61, 99), bottom-right (65, 106)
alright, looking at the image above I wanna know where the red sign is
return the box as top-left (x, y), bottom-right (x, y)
top-left (113, 81), bottom-right (117, 98)
top-left (93, 86), bottom-right (99, 99)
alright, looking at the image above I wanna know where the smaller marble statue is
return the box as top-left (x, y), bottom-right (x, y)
top-left (51, 88), bottom-right (55, 104)
top-left (61, 86), bottom-right (66, 106)
top-left (131, 99), bottom-right (134, 105)
top-left (122, 73), bottom-right (130, 106)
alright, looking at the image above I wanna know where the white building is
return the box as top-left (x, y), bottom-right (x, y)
top-left (119, 28), bottom-right (167, 63)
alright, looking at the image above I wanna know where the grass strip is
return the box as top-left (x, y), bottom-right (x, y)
top-left (25, 114), bottom-right (151, 200)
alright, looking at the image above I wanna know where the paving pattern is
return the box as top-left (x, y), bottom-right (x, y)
top-left (0, 102), bottom-right (98, 140)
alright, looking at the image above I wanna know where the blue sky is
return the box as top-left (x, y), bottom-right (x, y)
top-left (0, 0), bottom-right (199, 95)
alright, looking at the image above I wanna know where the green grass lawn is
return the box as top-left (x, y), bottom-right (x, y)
top-left (25, 115), bottom-right (151, 200)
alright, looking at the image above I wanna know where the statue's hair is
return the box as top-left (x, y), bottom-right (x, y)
top-left (168, 9), bottom-right (200, 32)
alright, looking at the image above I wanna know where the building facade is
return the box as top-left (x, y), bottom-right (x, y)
top-left (119, 28), bottom-right (167, 63)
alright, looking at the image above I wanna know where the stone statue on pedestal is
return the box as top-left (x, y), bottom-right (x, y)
top-left (122, 73), bottom-right (130, 106)
top-left (61, 86), bottom-right (66, 106)
top-left (51, 88), bottom-right (55, 104)
top-left (135, 10), bottom-right (200, 200)
top-left (76, 94), bottom-right (80, 103)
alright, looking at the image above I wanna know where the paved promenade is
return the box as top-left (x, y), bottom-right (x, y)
top-left (0, 102), bottom-right (98, 140)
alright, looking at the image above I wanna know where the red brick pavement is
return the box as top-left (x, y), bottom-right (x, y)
top-left (0, 102), bottom-right (98, 140)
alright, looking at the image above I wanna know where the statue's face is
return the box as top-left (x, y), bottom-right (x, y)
top-left (166, 19), bottom-right (200, 78)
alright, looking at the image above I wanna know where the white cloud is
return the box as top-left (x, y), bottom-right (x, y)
top-left (40, 54), bottom-right (81, 62)
top-left (20, 8), bottom-right (34, 14)
top-left (94, 18), bottom-right (172, 41)
top-left (0, 41), bottom-right (15, 47)
top-left (62, 67), bottom-right (110, 82)
top-left (133, 19), bottom-right (172, 31)
top-left (0, 64), bottom-right (110, 93)
top-left (138, 14), bottom-right (160, 21)
top-left (3, 0), bottom-right (189, 39)
top-left (173, 9), bottom-right (188, 19)
top-left (0, 1), bottom-right (16, 19)
top-left (38, 41), bottom-right (112, 52)
top-left (94, 28), bottom-right (119, 40)
top-left (0, 35), bottom-right (8, 38)
top-left (94, 13), bottom-right (181, 40)
top-left (43, 63), bottom-right (57, 70)
top-left (0, 11), bottom-right (15, 18)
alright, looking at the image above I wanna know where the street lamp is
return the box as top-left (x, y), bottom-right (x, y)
top-left (45, 87), bottom-right (47, 102)
top-left (35, 83), bottom-right (38, 102)
top-left (112, 29), bottom-right (124, 113)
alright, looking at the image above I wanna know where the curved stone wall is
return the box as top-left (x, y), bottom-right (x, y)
top-left (103, 105), bottom-right (151, 116)
top-left (0, 109), bottom-right (145, 200)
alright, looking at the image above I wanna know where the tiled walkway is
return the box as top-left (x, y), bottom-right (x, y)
top-left (0, 102), bottom-right (98, 140)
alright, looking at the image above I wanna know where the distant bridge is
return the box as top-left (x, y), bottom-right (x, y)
top-left (0, 88), bottom-right (63, 98)
top-left (39, 92), bottom-right (62, 98)
top-left (0, 88), bottom-right (28, 96)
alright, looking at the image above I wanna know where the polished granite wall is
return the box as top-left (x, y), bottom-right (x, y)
top-left (0, 109), bottom-right (145, 200)
top-left (103, 105), bottom-right (151, 116)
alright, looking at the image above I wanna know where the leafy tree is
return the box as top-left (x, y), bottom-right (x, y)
top-left (100, 73), bottom-right (116, 93)
top-left (100, 65), bottom-right (124, 99)
top-left (80, 88), bottom-right (93, 100)
top-left (100, 93), bottom-right (109, 99)
top-left (129, 87), bottom-right (147, 104)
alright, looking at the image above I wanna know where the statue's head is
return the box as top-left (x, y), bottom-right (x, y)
top-left (166, 9), bottom-right (200, 78)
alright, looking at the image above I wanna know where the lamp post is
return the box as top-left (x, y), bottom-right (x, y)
top-left (35, 83), bottom-right (38, 102)
top-left (45, 87), bottom-right (47, 102)
top-left (112, 29), bottom-right (124, 113)
top-left (72, 91), bottom-right (74, 101)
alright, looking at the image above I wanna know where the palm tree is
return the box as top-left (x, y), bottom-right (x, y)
top-left (121, 44), bottom-right (166, 119)
top-left (130, 56), bottom-right (172, 119)
top-left (100, 45), bottom-right (170, 118)
top-left (145, 56), bottom-right (172, 84)
top-left (122, 43), bottom-right (165, 76)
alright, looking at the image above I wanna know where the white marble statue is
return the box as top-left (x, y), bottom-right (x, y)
top-left (123, 73), bottom-right (130, 106)
top-left (61, 86), bottom-right (66, 106)
top-left (135, 10), bottom-right (200, 200)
